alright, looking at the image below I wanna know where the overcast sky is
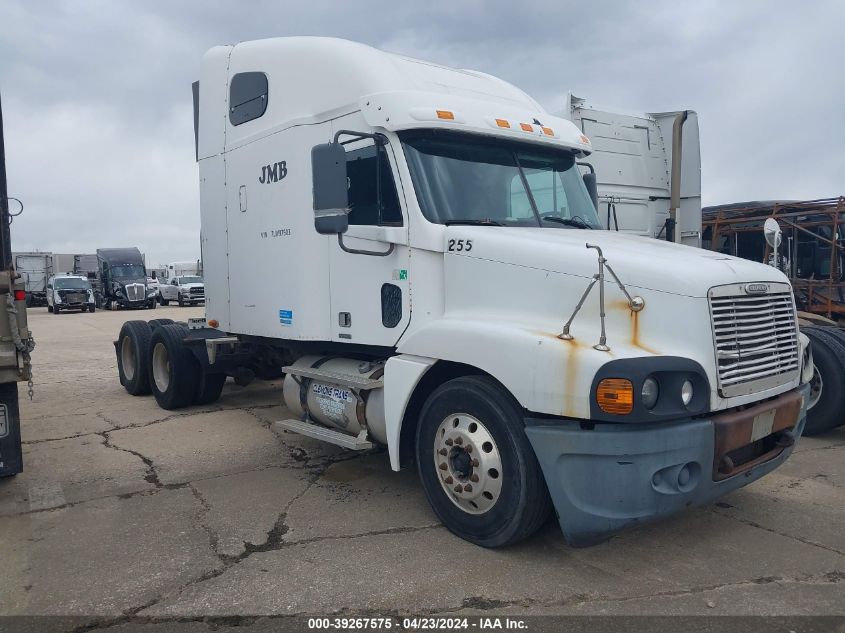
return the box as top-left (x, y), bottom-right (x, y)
top-left (2, 0), bottom-right (843, 265)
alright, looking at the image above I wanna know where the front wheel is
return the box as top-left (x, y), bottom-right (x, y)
top-left (159, 294), bottom-right (169, 306)
top-left (415, 375), bottom-right (551, 548)
top-left (177, 294), bottom-right (185, 307)
top-left (47, 304), bottom-right (53, 313)
top-left (88, 304), bottom-right (96, 313)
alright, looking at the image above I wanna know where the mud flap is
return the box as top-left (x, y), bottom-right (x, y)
top-left (0, 382), bottom-right (22, 477)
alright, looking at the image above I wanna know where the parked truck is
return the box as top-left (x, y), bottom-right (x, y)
top-left (157, 261), bottom-right (205, 306)
top-left (115, 38), bottom-right (812, 547)
top-left (13, 251), bottom-right (52, 307)
top-left (1, 92), bottom-right (35, 477)
top-left (97, 247), bottom-right (157, 310)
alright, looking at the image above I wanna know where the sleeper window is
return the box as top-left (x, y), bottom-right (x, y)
top-left (229, 72), bottom-right (268, 126)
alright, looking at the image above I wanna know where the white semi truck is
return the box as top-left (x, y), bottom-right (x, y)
top-left (115, 37), bottom-right (812, 547)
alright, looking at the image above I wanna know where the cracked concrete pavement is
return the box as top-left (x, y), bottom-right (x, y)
top-left (0, 306), bottom-right (843, 625)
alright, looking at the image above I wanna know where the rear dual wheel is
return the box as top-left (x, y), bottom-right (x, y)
top-left (117, 321), bottom-right (153, 395)
top-left (416, 376), bottom-right (551, 548)
top-left (148, 323), bottom-right (226, 409)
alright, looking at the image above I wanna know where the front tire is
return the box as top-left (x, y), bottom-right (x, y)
top-left (415, 375), bottom-right (551, 548)
top-left (88, 304), bottom-right (96, 313)
top-left (47, 305), bottom-right (53, 313)
top-left (149, 323), bottom-right (199, 410)
top-left (117, 320), bottom-right (153, 395)
top-left (177, 294), bottom-right (185, 307)
top-left (159, 294), bottom-right (169, 306)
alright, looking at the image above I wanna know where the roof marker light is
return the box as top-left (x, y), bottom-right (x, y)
top-left (436, 110), bottom-right (455, 120)
top-left (520, 123), bottom-right (533, 132)
top-left (542, 127), bottom-right (554, 136)
top-left (495, 118), bottom-right (510, 128)
top-left (580, 134), bottom-right (591, 144)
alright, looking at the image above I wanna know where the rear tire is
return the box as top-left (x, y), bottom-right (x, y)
top-left (148, 323), bottom-right (199, 410)
top-left (801, 327), bottom-right (845, 435)
top-left (117, 320), bottom-right (153, 395)
top-left (147, 318), bottom-right (174, 331)
top-left (415, 375), bottom-right (551, 547)
top-left (194, 371), bottom-right (226, 405)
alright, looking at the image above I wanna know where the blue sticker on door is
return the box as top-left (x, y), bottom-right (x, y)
top-left (279, 309), bottom-right (293, 326)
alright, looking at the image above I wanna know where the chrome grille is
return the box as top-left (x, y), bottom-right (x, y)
top-left (709, 283), bottom-right (799, 398)
top-left (125, 283), bottom-right (145, 301)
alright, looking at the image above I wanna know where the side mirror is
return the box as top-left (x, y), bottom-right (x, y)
top-left (582, 172), bottom-right (599, 211)
top-left (764, 217), bottom-right (782, 249)
top-left (312, 142), bottom-right (349, 235)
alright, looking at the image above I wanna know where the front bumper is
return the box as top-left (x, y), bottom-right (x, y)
top-left (525, 384), bottom-right (808, 547)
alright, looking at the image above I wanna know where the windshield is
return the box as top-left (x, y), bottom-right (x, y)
top-left (178, 276), bottom-right (203, 284)
top-left (400, 130), bottom-right (601, 229)
top-left (54, 277), bottom-right (91, 290)
top-left (111, 264), bottom-right (146, 280)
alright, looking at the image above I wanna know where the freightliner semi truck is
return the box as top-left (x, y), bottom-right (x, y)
top-left (114, 37), bottom-right (813, 547)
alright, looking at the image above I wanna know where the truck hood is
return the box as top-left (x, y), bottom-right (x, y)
top-left (449, 227), bottom-right (787, 298)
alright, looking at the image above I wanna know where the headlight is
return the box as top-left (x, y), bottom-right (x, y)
top-left (641, 376), bottom-right (659, 409)
top-left (55, 293), bottom-right (62, 303)
top-left (681, 380), bottom-right (694, 406)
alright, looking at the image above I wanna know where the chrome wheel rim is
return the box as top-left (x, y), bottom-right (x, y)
top-left (152, 342), bottom-right (171, 392)
top-left (433, 413), bottom-right (503, 515)
top-left (808, 365), bottom-right (823, 411)
top-left (120, 336), bottom-right (136, 381)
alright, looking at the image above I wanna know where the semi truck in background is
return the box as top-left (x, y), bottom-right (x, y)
top-left (96, 247), bottom-right (157, 310)
top-left (114, 38), bottom-right (812, 548)
top-left (0, 92), bottom-right (35, 478)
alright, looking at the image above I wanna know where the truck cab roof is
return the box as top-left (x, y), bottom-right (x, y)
top-left (197, 36), bottom-right (592, 160)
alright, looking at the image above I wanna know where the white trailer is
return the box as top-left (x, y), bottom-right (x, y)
top-left (115, 37), bottom-right (812, 547)
top-left (14, 252), bottom-right (53, 306)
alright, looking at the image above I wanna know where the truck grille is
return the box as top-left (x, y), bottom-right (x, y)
top-left (65, 292), bottom-right (86, 304)
top-left (709, 283), bottom-right (799, 398)
top-left (125, 283), bottom-right (145, 301)
top-left (189, 287), bottom-right (204, 295)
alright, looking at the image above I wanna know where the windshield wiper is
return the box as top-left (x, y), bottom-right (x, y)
top-left (541, 215), bottom-right (592, 229)
top-left (444, 219), bottom-right (503, 226)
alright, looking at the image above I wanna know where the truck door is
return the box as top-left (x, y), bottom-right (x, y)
top-left (328, 140), bottom-right (411, 347)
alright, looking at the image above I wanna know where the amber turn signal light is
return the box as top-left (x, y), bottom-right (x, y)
top-left (596, 378), bottom-right (634, 415)
top-left (208, 319), bottom-right (219, 329)
top-left (436, 110), bottom-right (455, 120)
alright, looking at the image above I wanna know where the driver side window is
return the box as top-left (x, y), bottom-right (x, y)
top-left (345, 144), bottom-right (403, 226)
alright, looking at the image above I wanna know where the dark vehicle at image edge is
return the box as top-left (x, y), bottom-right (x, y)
top-left (96, 247), bottom-right (156, 310)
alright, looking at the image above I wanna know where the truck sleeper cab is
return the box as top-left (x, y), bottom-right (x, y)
top-left (116, 37), bottom-right (810, 548)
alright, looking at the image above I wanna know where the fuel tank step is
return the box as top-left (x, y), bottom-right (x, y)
top-left (274, 419), bottom-right (374, 450)
top-left (282, 365), bottom-right (383, 391)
